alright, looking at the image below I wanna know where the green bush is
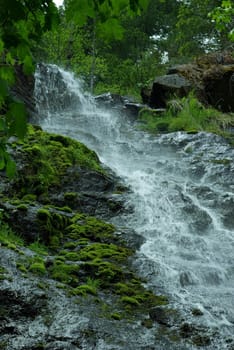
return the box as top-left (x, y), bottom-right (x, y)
top-left (138, 94), bottom-right (234, 137)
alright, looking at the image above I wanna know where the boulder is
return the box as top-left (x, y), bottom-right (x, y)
top-left (149, 74), bottom-right (192, 108)
top-left (94, 92), bottom-right (126, 108)
top-left (147, 51), bottom-right (234, 112)
top-left (203, 65), bottom-right (234, 112)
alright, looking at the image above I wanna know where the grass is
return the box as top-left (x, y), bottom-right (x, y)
top-left (0, 221), bottom-right (24, 248)
top-left (138, 93), bottom-right (234, 140)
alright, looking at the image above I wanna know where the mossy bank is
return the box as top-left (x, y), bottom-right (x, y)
top-left (0, 124), bottom-right (198, 350)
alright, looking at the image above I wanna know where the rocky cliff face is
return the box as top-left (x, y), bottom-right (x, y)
top-left (11, 65), bottom-right (36, 118)
top-left (145, 52), bottom-right (234, 113)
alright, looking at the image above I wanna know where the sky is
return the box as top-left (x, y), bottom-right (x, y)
top-left (53, 0), bottom-right (63, 7)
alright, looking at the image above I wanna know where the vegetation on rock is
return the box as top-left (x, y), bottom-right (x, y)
top-left (0, 124), bottom-right (170, 326)
top-left (10, 124), bottom-right (103, 197)
top-left (138, 94), bottom-right (234, 142)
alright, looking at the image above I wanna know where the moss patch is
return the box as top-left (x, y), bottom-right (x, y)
top-left (0, 123), bottom-right (170, 322)
top-left (0, 266), bottom-right (9, 281)
top-left (0, 222), bottom-right (24, 250)
top-left (12, 124), bottom-right (104, 197)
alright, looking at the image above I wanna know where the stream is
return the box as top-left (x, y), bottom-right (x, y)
top-left (34, 64), bottom-right (234, 349)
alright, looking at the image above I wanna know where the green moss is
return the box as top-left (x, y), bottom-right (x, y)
top-left (49, 261), bottom-right (79, 285)
top-left (77, 238), bottom-right (90, 246)
top-left (0, 266), bottom-right (7, 274)
top-left (63, 241), bottom-right (78, 249)
top-left (14, 125), bottom-right (104, 197)
top-left (6, 242), bottom-right (17, 250)
top-left (0, 223), bottom-right (24, 247)
top-left (67, 214), bottom-right (115, 241)
top-left (115, 282), bottom-right (136, 296)
top-left (22, 194), bottom-right (37, 202)
top-left (37, 282), bottom-right (49, 290)
top-left (141, 318), bottom-right (153, 328)
top-left (36, 206), bottom-right (71, 246)
top-left (49, 235), bottom-right (60, 249)
top-left (16, 262), bottom-right (28, 273)
top-left (54, 256), bottom-right (66, 262)
top-left (78, 243), bottom-right (132, 262)
top-left (110, 313), bottom-right (122, 320)
top-left (192, 335), bottom-right (211, 346)
top-left (59, 206), bottom-right (73, 213)
top-left (0, 266), bottom-right (8, 280)
top-left (64, 192), bottom-right (78, 201)
top-left (121, 296), bottom-right (140, 306)
top-left (71, 284), bottom-right (98, 296)
top-left (29, 257), bottom-right (46, 276)
top-left (0, 340), bottom-right (7, 349)
top-left (63, 251), bottom-right (80, 261)
top-left (16, 204), bottom-right (28, 211)
top-left (210, 159), bottom-right (231, 165)
top-left (28, 241), bottom-right (48, 255)
top-left (37, 208), bottom-right (51, 221)
top-left (83, 259), bottom-right (124, 286)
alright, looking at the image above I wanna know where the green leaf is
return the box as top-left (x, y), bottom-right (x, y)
top-left (16, 43), bottom-right (31, 62)
top-left (23, 55), bottom-right (34, 75)
top-left (6, 158), bottom-right (16, 178)
top-left (9, 102), bottom-right (27, 139)
top-left (97, 18), bottom-right (124, 41)
top-left (66, 0), bottom-right (95, 26)
top-left (0, 156), bottom-right (5, 170)
top-left (0, 79), bottom-right (8, 97)
top-left (0, 66), bottom-right (15, 85)
top-left (0, 118), bottom-right (5, 132)
top-left (0, 39), bottom-right (4, 54)
top-left (6, 52), bottom-right (15, 66)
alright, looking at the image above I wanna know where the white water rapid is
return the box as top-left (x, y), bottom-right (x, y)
top-left (34, 64), bottom-right (234, 349)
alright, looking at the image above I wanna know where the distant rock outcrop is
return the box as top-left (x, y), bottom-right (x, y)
top-left (146, 52), bottom-right (234, 112)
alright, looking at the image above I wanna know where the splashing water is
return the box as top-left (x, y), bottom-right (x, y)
top-left (34, 64), bottom-right (234, 349)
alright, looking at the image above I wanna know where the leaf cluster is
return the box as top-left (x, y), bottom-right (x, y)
top-left (0, 0), bottom-right (58, 176)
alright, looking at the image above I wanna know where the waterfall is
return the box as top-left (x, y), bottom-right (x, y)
top-left (34, 64), bottom-right (234, 349)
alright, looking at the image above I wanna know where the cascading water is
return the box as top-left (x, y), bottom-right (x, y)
top-left (34, 64), bottom-right (234, 349)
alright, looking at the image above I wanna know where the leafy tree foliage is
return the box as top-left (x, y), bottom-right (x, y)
top-left (0, 0), bottom-right (58, 175)
top-left (210, 0), bottom-right (234, 41)
top-left (1, 0), bottom-right (150, 175)
top-left (175, 0), bottom-right (223, 57)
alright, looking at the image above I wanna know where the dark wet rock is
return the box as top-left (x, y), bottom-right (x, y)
top-left (182, 198), bottom-right (213, 233)
top-left (94, 92), bottom-right (127, 109)
top-left (203, 65), bottom-right (234, 112)
top-left (149, 74), bottom-right (192, 108)
top-left (179, 322), bottom-right (211, 346)
top-left (11, 65), bottom-right (36, 118)
top-left (149, 307), bottom-right (178, 327)
top-left (115, 227), bottom-right (145, 250)
top-left (94, 92), bottom-right (144, 120)
top-left (124, 102), bottom-right (146, 119)
top-left (179, 272), bottom-right (195, 286)
top-left (146, 52), bottom-right (234, 112)
top-left (141, 86), bottom-right (151, 104)
top-left (192, 334), bottom-right (211, 346)
top-left (180, 323), bottom-right (196, 338)
top-left (48, 167), bottom-right (129, 218)
top-left (192, 308), bottom-right (204, 316)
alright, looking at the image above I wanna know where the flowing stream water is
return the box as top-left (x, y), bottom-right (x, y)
top-left (34, 64), bottom-right (234, 349)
